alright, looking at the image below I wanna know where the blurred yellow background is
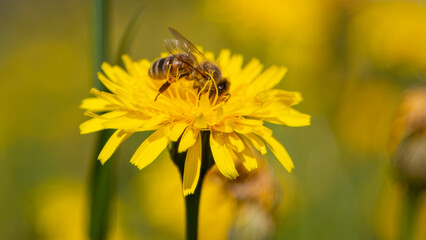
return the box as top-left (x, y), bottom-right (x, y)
top-left (1, 0), bottom-right (426, 239)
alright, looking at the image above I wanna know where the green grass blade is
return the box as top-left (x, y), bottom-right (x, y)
top-left (115, 5), bottom-right (145, 64)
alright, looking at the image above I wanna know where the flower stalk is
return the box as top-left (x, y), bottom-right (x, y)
top-left (89, 130), bottom-right (116, 240)
top-left (170, 132), bottom-right (214, 240)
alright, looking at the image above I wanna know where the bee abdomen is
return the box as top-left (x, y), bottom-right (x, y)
top-left (149, 56), bottom-right (172, 79)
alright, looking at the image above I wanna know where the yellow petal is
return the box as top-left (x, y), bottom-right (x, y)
top-left (268, 89), bottom-right (303, 106)
top-left (80, 117), bottom-right (106, 134)
top-left (89, 88), bottom-right (122, 106)
top-left (210, 132), bottom-right (239, 179)
top-left (101, 63), bottom-right (130, 85)
top-left (130, 127), bottom-right (170, 170)
top-left (263, 66), bottom-right (287, 90)
top-left (243, 133), bottom-right (267, 155)
top-left (199, 94), bottom-right (211, 114)
top-left (165, 122), bottom-right (188, 142)
top-left (234, 124), bottom-right (256, 134)
top-left (98, 72), bottom-right (122, 93)
top-left (141, 115), bottom-right (169, 130)
top-left (80, 111), bottom-right (126, 134)
top-left (228, 53), bottom-right (244, 72)
top-left (234, 118), bottom-right (263, 127)
top-left (217, 49), bottom-right (231, 69)
top-left (235, 141), bottom-right (258, 171)
top-left (178, 127), bottom-right (199, 153)
top-left (261, 135), bottom-right (294, 173)
top-left (80, 97), bottom-right (114, 112)
top-left (248, 65), bottom-right (287, 93)
top-left (98, 130), bottom-right (133, 164)
top-left (253, 126), bottom-right (273, 137)
top-left (102, 115), bottom-right (147, 130)
top-left (122, 55), bottom-right (138, 78)
top-left (232, 118), bottom-right (264, 135)
top-left (276, 109), bottom-right (311, 126)
top-left (215, 105), bottom-right (225, 122)
top-left (233, 58), bottom-right (263, 89)
top-left (204, 51), bottom-right (214, 61)
top-left (250, 103), bottom-right (311, 127)
top-left (263, 113), bottom-right (311, 127)
top-left (228, 100), bottom-right (263, 117)
top-left (183, 133), bottom-right (202, 196)
top-left (224, 132), bottom-right (245, 152)
top-left (223, 52), bottom-right (243, 89)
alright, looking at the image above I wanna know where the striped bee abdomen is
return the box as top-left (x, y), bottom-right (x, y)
top-left (149, 56), bottom-right (171, 79)
top-left (149, 54), bottom-right (191, 80)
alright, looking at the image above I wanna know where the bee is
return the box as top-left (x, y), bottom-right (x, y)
top-left (149, 27), bottom-right (230, 101)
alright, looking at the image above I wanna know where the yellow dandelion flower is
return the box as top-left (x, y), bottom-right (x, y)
top-left (80, 49), bottom-right (310, 196)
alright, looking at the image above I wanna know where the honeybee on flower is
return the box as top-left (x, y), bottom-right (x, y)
top-left (149, 28), bottom-right (230, 102)
top-left (80, 28), bottom-right (310, 196)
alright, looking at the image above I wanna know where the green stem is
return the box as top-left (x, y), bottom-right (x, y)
top-left (89, 0), bottom-right (112, 240)
top-left (400, 185), bottom-right (421, 240)
top-left (89, 1), bottom-right (144, 239)
top-left (184, 178), bottom-right (202, 240)
top-left (89, 131), bottom-right (116, 240)
top-left (170, 132), bottom-right (214, 240)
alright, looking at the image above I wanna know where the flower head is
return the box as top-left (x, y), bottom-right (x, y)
top-left (80, 49), bottom-right (310, 196)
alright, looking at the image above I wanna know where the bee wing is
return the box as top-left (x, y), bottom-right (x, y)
top-left (168, 27), bottom-right (206, 60)
top-left (163, 38), bottom-right (206, 78)
top-left (163, 38), bottom-right (199, 64)
top-left (164, 28), bottom-right (208, 78)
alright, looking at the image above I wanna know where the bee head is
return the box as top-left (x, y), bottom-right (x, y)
top-left (202, 62), bottom-right (222, 81)
top-left (217, 79), bottom-right (230, 96)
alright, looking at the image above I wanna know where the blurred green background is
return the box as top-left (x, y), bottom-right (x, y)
top-left (1, 0), bottom-right (426, 239)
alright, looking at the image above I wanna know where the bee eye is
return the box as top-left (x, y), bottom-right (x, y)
top-left (217, 80), bottom-right (229, 95)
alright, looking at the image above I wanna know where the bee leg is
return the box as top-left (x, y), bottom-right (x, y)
top-left (193, 85), bottom-right (201, 93)
top-left (208, 88), bottom-right (215, 99)
top-left (180, 72), bottom-right (189, 79)
top-left (154, 81), bottom-right (172, 101)
top-left (222, 93), bottom-right (231, 103)
top-left (154, 72), bottom-right (190, 101)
